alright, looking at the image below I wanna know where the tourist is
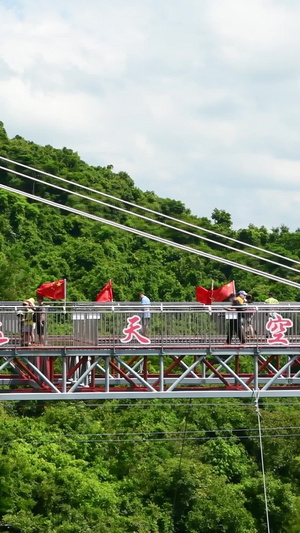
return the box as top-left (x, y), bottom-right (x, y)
top-left (225, 293), bottom-right (246, 344)
top-left (17, 298), bottom-right (35, 346)
top-left (139, 292), bottom-right (151, 336)
top-left (35, 295), bottom-right (46, 345)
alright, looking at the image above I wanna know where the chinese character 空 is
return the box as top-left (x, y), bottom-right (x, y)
top-left (266, 313), bottom-right (293, 345)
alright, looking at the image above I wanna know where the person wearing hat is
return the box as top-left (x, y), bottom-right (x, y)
top-left (27, 298), bottom-right (37, 344)
top-left (225, 292), bottom-right (246, 344)
top-left (236, 290), bottom-right (248, 305)
top-left (19, 298), bottom-right (35, 346)
top-left (235, 291), bottom-right (248, 340)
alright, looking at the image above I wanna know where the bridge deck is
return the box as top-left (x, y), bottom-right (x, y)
top-left (0, 303), bottom-right (299, 399)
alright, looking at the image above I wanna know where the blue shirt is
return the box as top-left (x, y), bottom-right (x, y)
top-left (140, 295), bottom-right (151, 318)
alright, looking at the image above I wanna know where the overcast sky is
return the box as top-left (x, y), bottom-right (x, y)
top-left (1, 0), bottom-right (300, 231)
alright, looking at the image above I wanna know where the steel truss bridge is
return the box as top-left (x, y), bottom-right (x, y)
top-left (1, 302), bottom-right (300, 400)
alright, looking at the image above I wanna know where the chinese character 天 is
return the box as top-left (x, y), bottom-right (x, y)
top-left (121, 315), bottom-right (151, 345)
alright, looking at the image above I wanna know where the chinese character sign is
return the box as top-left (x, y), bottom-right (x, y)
top-left (121, 315), bottom-right (151, 345)
top-left (266, 313), bottom-right (293, 345)
top-left (0, 322), bottom-right (9, 346)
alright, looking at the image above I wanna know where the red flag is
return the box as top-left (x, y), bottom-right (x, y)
top-left (196, 286), bottom-right (210, 304)
top-left (196, 281), bottom-right (235, 304)
top-left (96, 281), bottom-right (113, 302)
top-left (36, 279), bottom-right (65, 300)
top-left (210, 281), bottom-right (235, 303)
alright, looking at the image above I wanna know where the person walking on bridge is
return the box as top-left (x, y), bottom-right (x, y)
top-left (265, 292), bottom-right (279, 337)
top-left (35, 295), bottom-right (46, 345)
top-left (18, 298), bottom-right (35, 346)
top-left (139, 292), bottom-right (151, 337)
top-left (265, 292), bottom-right (279, 310)
top-left (225, 292), bottom-right (246, 345)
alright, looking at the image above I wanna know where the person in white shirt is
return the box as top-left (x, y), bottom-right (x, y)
top-left (139, 293), bottom-right (151, 336)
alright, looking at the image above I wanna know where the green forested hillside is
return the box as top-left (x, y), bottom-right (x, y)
top-left (1, 399), bottom-right (300, 533)
top-left (0, 121), bottom-right (299, 302)
top-left (1, 123), bottom-right (300, 532)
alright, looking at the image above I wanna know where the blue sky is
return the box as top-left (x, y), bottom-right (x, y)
top-left (1, 0), bottom-right (300, 230)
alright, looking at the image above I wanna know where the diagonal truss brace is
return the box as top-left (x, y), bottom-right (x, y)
top-left (113, 355), bottom-right (156, 392)
top-left (167, 356), bottom-right (206, 392)
top-left (214, 356), bottom-right (252, 391)
top-left (23, 357), bottom-right (60, 393)
top-left (261, 355), bottom-right (299, 391)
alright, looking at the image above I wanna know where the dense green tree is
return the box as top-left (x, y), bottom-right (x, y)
top-left (0, 398), bottom-right (300, 531)
top-left (1, 121), bottom-right (300, 529)
top-left (0, 120), bottom-right (299, 302)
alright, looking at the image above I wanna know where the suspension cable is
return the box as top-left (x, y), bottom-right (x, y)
top-left (172, 398), bottom-right (192, 520)
top-left (1, 182), bottom-right (300, 289)
top-left (1, 163), bottom-right (299, 275)
top-left (1, 154), bottom-right (299, 266)
top-left (255, 393), bottom-right (271, 533)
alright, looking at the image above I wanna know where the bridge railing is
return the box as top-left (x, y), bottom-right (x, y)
top-left (0, 303), bottom-right (299, 348)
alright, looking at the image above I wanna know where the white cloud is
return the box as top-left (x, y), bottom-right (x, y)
top-left (0, 0), bottom-right (300, 230)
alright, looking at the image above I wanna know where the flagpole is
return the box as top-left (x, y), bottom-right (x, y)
top-left (64, 278), bottom-right (67, 307)
top-left (210, 279), bottom-right (214, 305)
top-left (233, 280), bottom-right (236, 295)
